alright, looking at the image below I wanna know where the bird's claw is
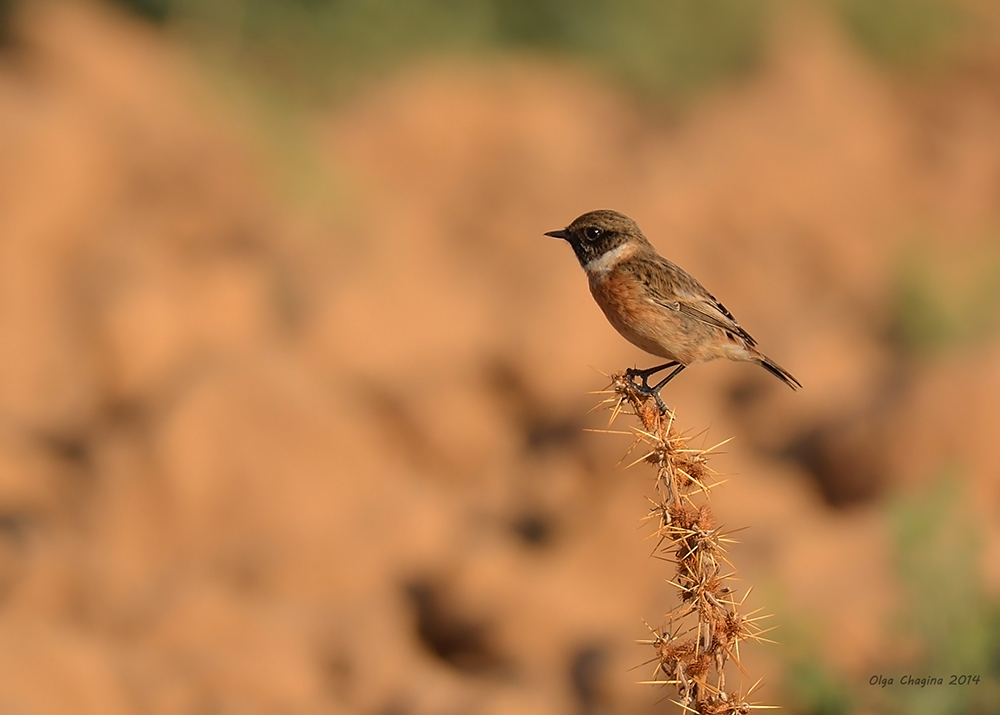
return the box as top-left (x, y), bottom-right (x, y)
top-left (623, 362), bottom-right (686, 413)
top-left (623, 370), bottom-right (670, 413)
top-left (624, 367), bottom-right (651, 390)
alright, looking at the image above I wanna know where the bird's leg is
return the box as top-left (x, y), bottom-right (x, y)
top-left (650, 364), bottom-right (686, 393)
top-left (625, 361), bottom-right (678, 391)
top-left (624, 362), bottom-right (681, 412)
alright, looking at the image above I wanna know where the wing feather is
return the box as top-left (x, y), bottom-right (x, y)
top-left (641, 256), bottom-right (758, 347)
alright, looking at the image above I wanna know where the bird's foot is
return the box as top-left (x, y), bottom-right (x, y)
top-left (623, 366), bottom-right (652, 391)
top-left (622, 363), bottom-right (685, 413)
top-left (623, 370), bottom-right (668, 412)
top-left (625, 361), bottom-right (674, 389)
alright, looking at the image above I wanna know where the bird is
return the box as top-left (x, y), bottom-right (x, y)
top-left (545, 209), bottom-right (800, 406)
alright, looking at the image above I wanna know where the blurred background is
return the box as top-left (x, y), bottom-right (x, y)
top-left (0, 0), bottom-right (999, 713)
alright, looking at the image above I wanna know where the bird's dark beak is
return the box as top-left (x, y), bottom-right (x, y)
top-left (544, 229), bottom-right (571, 240)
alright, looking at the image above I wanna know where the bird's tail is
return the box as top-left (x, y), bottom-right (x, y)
top-left (756, 355), bottom-right (801, 390)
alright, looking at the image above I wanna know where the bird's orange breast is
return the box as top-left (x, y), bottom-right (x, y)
top-left (588, 268), bottom-right (685, 362)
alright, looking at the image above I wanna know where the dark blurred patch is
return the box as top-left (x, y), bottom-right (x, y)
top-left (784, 418), bottom-right (888, 508)
top-left (103, 395), bottom-right (152, 431)
top-left (569, 643), bottom-right (611, 715)
top-left (107, 0), bottom-right (170, 23)
top-left (0, 0), bottom-right (14, 46)
top-left (728, 369), bottom-right (910, 509)
top-left (509, 510), bottom-right (555, 548)
top-left (35, 430), bottom-right (91, 471)
top-left (493, 0), bottom-right (571, 47)
top-left (526, 414), bottom-right (584, 454)
top-left (405, 578), bottom-right (506, 675)
top-left (270, 264), bottom-right (306, 333)
top-left (374, 702), bottom-right (410, 715)
top-left (0, 514), bottom-right (29, 606)
top-left (726, 376), bottom-right (773, 412)
top-left (0, 510), bottom-right (32, 544)
top-left (30, 430), bottom-right (99, 526)
top-left (317, 644), bottom-right (353, 703)
top-left (360, 382), bottom-right (455, 476)
top-left (486, 358), bottom-right (587, 456)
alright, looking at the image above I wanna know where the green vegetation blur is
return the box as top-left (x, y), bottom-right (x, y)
top-left (96, 0), bottom-right (960, 103)
top-left (785, 478), bottom-right (1000, 715)
top-left (891, 240), bottom-right (1000, 356)
top-left (882, 479), bottom-right (1000, 715)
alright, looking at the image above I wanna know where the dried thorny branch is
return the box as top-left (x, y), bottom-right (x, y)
top-left (594, 373), bottom-right (777, 714)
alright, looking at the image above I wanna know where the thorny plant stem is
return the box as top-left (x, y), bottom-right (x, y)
top-left (596, 373), bottom-right (777, 715)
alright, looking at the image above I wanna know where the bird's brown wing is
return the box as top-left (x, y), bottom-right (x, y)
top-left (643, 256), bottom-right (758, 347)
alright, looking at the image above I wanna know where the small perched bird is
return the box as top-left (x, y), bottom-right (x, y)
top-left (545, 210), bottom-right (800, 405)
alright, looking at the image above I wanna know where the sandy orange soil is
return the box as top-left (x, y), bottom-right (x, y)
top-left (0, 2), bottom-right (999, 713)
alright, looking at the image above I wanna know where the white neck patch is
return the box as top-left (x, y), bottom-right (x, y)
top-left (584, 242), bottom-right (632, 277)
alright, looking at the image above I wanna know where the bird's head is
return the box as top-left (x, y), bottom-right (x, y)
top-left (545, 209), bottom-right (647, 272)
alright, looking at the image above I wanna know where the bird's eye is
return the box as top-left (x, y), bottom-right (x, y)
top-left (584, 227), bottom-right (603, 241)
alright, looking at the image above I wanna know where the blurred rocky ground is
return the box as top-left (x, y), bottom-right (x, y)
top-left (0, 1), bottom-right (999, 713)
